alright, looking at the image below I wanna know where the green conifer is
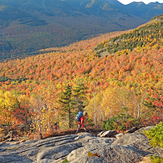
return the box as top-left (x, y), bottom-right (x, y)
top-left (59, 84), bottom-right (75, 128)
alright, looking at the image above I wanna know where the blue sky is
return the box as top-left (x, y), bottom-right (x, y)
top-left (118, 0), bottom-right (163, 4)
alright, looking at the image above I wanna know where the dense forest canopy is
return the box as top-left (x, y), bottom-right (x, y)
top-left (0, 0), bottom-right (163, 61)
top-left (0, 15), bottom-right (162, 139)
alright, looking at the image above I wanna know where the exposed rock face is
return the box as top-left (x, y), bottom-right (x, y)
top-left (0, 127), bottom-right (162, 163)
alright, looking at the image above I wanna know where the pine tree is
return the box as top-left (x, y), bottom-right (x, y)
top-left (59, 84), bottom-right (75, 128)
top-left (73, 80), bottom-right (88, 113)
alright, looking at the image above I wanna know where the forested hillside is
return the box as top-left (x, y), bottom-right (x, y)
top-left (0, 0), bottom-right (163, 61)
top-left (0, 16), bottom-right (162, 139)
top-left (95, 17), bottom-right (163, 55)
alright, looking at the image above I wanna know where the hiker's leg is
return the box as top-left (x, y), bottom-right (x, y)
top-left (76, 124), bottom-right (81, 133)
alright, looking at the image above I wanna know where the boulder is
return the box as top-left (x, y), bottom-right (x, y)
top-left (115, 133), bottom-right (124, 139)
top-left (100, 130), bottom-right (118, 137)
top-left (97, 131), bottom-right (105, 137)
top-left (126, 127), bottom-right (137, 133)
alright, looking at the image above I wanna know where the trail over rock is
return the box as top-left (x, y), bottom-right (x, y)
top-left (0, 127), bottom-right (162, 163)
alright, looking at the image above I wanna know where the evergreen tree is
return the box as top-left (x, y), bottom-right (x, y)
top-left (73, 80), bottom-right (88, 113)
top-left (59, 84), bottom-right (75, 128)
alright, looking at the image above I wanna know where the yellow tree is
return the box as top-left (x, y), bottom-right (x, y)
top-left (39, 84), bottom-right (61, 135)
top-left (101, 86), bottom-right (135, 120)
top-left (29, 83), bottom-right (61, 138)
top-left (101, 87), bottom-right (122, 119)
top-left (85, 92), bottom-right (103, 125)
top-left (0, 91), bottom-right (19, 126)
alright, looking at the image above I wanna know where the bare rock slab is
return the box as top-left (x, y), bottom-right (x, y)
top-left (67, 144), bottom-right (143, 163)
top-left (37, 142), bottom-right (82, 162)
top-left (0, 126), bottom-right (162, 163)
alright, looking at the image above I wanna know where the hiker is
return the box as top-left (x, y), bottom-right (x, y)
top-left (76, 111), bottom-right (88, 133)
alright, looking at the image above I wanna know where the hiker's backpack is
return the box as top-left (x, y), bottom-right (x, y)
top-left (75, 112), bottom-right (83, 121)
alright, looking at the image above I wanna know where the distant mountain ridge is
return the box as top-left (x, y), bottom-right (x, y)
top-left (0, 0), bottom-right (163, 60)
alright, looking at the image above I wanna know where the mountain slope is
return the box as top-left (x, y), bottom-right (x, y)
top-left (0, 0), bottom-right (163, 61)
top-left (94, 16), bottom-right (163, 55)
top-left (0, 16), bottom-right (162, 141)
top-left (0, 16), bottom-right (162, 91)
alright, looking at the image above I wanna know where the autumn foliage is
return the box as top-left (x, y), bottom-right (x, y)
top-left (0, 18), bottom-right (163, 139)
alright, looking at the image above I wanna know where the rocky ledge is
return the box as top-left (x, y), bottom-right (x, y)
top-left (0, 126), bottom-right (162, 163)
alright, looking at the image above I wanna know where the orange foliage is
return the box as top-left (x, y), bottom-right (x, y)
top-left (0, 29), bottom-right (162, 131)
